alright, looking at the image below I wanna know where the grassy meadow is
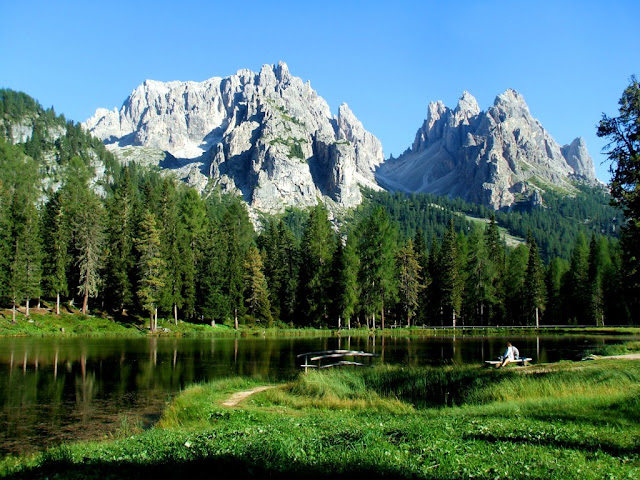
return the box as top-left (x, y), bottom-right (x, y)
top-left (1, 356), bottom-right (639, 479)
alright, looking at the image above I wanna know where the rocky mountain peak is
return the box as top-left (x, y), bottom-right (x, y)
top-left (455, 91), bottom-right (480, 117)
top-left (85, 62), bottom-right (384, 217)
top-left (377, 89), bottom-right (598, 209)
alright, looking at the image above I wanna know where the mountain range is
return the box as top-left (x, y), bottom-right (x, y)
top-left (84, 61), bottom-right (598, 215)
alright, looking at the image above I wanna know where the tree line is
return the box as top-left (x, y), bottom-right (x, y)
top-left (0, 138), bottom-right (632, 328)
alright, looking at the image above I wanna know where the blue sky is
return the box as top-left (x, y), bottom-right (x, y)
top-left (2, 0), bottom-right (638, 182)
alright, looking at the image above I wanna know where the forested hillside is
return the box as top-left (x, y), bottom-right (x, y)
top-left (0, 90), bottom-right (634, 329)
top-left (354, 187), bottom-right (622, 261)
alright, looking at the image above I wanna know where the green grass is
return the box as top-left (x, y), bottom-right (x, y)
top-left (3, 359), bottom-right (639, 479)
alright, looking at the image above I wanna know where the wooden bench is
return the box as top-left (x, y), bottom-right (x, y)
top-left (297, 350), bottom-right (379, 372)
top-left (484, 357), bottom-right (532, 367)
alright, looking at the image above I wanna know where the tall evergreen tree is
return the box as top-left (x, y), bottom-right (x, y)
top-left (523, 234), bottom-right (545, 327)
top-left (158, 179), bottom-right (183, 324)
top-left (243, 245), bottom-right (273, 326)
top-left (545, 257), bottom-right (570, 325)
top-left (41, 191), bottom-right (69, 315)
top-left (505, 244), bottom-right (529, 325)
top-left (58, 157), bottom-right (104, 314)
top-left (103, 167), bottom-right (138, 314)
top-left (178, 188), bottom-right (206, 320)
top-left (396, 238), bottom-right (423, 327)
top-left (220, 199), bottom-right (253, 328)
top-left (332, 235), bottom-right (359, 329)
top-left (439, 221), bottom-right (462, 327)
top-left (356, 206), bottom-right (397, 329)
top-left (298, 204), bottom-right (336, 327)
top-left (597, 76), bottom-right (640, 322)
top-left (564, 234), bottom-right (590, 324)
top-left (135, 210), bottom-right (165, 332)
top-left (587, 235), bottom-right (611, 326)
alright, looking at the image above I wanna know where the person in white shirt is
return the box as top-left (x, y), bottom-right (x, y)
top-left (499, 342), bottom-right (519, 368)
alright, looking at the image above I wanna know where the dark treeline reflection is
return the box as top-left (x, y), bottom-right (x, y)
top-left (0, 335), bottom-right (620, 456)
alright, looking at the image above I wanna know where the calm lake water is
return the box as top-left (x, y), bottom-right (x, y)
top-left (0, 333), bottom-right (632, 457)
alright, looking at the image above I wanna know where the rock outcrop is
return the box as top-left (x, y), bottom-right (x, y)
top-left (85, 62), bottom-right (384, 214)
top-left (376, 89), bottom-right (598, 209)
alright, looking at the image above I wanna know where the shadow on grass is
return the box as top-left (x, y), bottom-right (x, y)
top-left (463, 432), bottom-right (637, 458)
top-left (2, 456), bottom-right (422, 480)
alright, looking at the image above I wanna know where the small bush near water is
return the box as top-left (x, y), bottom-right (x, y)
top-left (2, 359), bottom-right (639, 479)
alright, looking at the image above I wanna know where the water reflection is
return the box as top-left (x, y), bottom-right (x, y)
top-left (0, 333), bottom-right (629, 456)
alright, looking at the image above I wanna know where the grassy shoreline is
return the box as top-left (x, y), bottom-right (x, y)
top-left (2, 356), bottom-right (639, 479)
top-left (2, 311), bottom-right (639, 338)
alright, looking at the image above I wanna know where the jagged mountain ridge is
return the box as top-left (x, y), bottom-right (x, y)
top-left (376, 89), bottom-right (597, 209)
top-left (84, 62), bottom-right (384, 215)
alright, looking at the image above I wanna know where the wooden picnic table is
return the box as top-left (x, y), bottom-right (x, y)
top-left (297, 350), bottom-right (379, 372)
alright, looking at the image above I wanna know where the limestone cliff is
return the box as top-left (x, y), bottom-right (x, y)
top-left (85, 62), bottom-right (384, 214)
top-left (376, 89), bottom-right (597, 209)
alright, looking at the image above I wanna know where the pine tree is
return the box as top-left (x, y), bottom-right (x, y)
top-left (158, 179), bottom-right (183, 324)
top-left (333, 235), bottom-right (359, 329)
top-left (41, 192), bottom-right (70, 315)
top-left (243, 246), bottom-right (273, 326)
top-left (505, 244), bottom-right (529, 326)
top-left (298, 204), bottom-right (336, 327)
top-left (103, 167), bottom-right (137, 314)
top-left (74, 196), bottom-right (104, 315)
top-left (258, 219), bottom-right (300, 324)
top-left (356, 206), bottom-right (397, 329)
top-left (439, 221), bottom-right (462, 328)
top-left (587, 235), bottom-right (611, 326)
top-left (135, 210), bottom-right (165, 332)
top-left (396, 238), bottom-right (423, 327)
top-left (564, 234), bottom-right (590, 324)
top-left (523, 234), bottom-right (545, 327)
top-left (220, 200), bottom-right (253, 329)
top-left (484, 214), bottom-right (506, 323)
top-left (178, 188), bottom-right (206, 320)
top-left (59, 157), bottom-right (104, 315)
top-left (545, 257), bottom-right (570, 325)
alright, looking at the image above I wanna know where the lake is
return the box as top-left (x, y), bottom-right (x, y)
top-left (0, 333), bottom-right (630, 457)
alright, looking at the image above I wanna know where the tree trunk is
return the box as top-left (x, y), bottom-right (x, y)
top-left (56, 292), bottom-right (60, 315)
top-left (338, 316), bottom-right (341, 330)
top-left (173, 303), bottom-right (178, 325)
top-left (12, 299), bottom-right (16, 324)
top-left (26, 298), bottom-right (30, 317)
top-left (381, 299), bottom-right (385, 330)
top-left (150, 313), bottom-right (155, 332)
top-left (452, 310), bottom-right (456, 329)
top-left (234, 307), bottom-right (239, 330)
top-left (535, 307), bottom-right (539, 329)
top-left (82, 280), bottom-right (89, 315)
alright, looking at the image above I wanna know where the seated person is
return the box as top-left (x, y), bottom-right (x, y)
top-left (498, 342), bottom-right (519, 368)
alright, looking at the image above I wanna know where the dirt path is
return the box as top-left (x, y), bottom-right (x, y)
top-left (221, 386), bottom-right (275, 407)
top-left (601, 353), bottom-right (640, 360)
top-left (584, 353), bottom-right (640, 361)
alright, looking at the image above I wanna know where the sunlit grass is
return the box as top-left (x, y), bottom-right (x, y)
top-left (3, 359), bottom-right (640, 479)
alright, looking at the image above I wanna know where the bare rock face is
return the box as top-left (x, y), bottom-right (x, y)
top-left (85, 62), bottom-right (384, 215)
top-left (377, 89), bottom-right (598, 209)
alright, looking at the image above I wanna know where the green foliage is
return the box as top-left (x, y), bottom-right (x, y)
top-left (357, 186), bottom-right (622, 261)
top-left (135, 210), bottom-right (166, 331)
top-left (243, 246), bottom-right (273, 326)
top-left (598, 75), bottom-right (640, 321)
top-left (298, 204), bottom-right (337, 326)
top-left (269, 136), bottom-right (307, 160)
